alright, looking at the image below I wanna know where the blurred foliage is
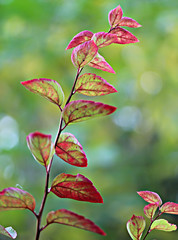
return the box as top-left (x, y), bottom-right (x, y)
top-left (0, 0), bottom-right (178, 239)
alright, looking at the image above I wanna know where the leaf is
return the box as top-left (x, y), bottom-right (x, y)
top-left (119, 17), bottom-right (142, 28)
top-left (0, 187), bottom-right (35, 212)
top-left (127, 215), bottom-right (146, 240)
top-left (50, 173), bottom-right (103, 203)
top-left (0, 225), bottom-right (17, 239)
top-left (75, 73), bottom-right (117, 96)
top-left (110, 27), bottom-right (139, 44)
top-left (46, 209), bottom-right (106, 235)
top-left (144, 202), bottom-right (159, 219)
top-left (55, 132), bottom-right (87, 167)
top-left (71, 40), bottom-right (98, 68)
top-left (66, 30), bottom-right (93, 50)
top-left (137, 191), bottom-right (162, 206)
top-left (108, 5), bottom-right (123, 28)
top-left (62, 100), bottom-right (117, 125)
top-left (88, 53), bottom-right (115, 73)
top-left (21, 78), bottom-right (64, 107)
top-left (150, 219), bottom-right (177, 232)
top-left (160, 202), bottom-right (178, 215)
top-left (92, 32), bottom-right (118, 48)
top-left (26, 132), bottom-right (55, 170)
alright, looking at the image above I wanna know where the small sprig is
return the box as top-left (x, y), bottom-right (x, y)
top-left (127, 191), bottom-right (178, 240)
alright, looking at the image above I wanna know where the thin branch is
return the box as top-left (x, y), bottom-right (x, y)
top-left (142, 211), bottom-right (162, 240)
top-left (34, 67), bottom-right (83, 240)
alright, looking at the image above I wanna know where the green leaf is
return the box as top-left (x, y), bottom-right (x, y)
top-left (144, 202), bottom-right (159, 219)
top-left (160, 202), bottom-right (178, 215)
top-left (26, 132), bottom-right (55, 170)
top-left (46, 209), bottom-right (106, 235)
top-left (0, 225), bottom-right (17, 239)
top-left (62, 100), bottom-right (117, 125)
top-left (127, 215), bottom-right (146, 240)
top-left (75, 73), bottom-right (117, 96)
top-left (21, 78), bottom-right (64, 107)
top-left (50, 173), bottom-right (103, 203)
top-left (71, 40), bottom-right (98, 68)
top-left (150, 219), bottom-right (177, 232)
top-left (55, 132), bottom-right (87, 167)
top-left (0, 187), bottom-right (35, 212)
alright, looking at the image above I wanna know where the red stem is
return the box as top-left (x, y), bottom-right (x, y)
top-left (142, 211), bottom-right (162, 240)
top-left (34, 67), bottom-right (83, 240)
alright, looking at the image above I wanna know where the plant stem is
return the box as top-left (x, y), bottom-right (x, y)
top-left (142, 212), bottom-right (162, 240)
top-left (34, 67), bottom-right (83, 240)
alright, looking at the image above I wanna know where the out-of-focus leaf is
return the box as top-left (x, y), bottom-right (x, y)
top-left (92, 32), bottom-right (118, 48)
top-left (62, 100), bottom-right (117, 125)
top-left (55, 132), bottom-right (87, 167)
top-left (46, 209), bottom-right (106, 235)
top-left (75, 73), bottom-right (117, 96)
top-left (160, 202), bottom-right (178, 215)
top-left (21, 78), bottom-right (64, 107)
top-left (110, 27), bottom-right (139, 44)
top-left (50, 173), bottom-right (103, 203)
top-left (66, 30), bottom-right (93, 50)
top-left (108, 5), bottom-right (123, 28)
top-left (127, 215), bottom-right (145, 240)
top-left (0, 188), bottom-right (35, 212)
top-left (0, 225), bottom-right (17, 239)
top-left (71, 40), bottom-right (98, 68)
top-left (26, 132), bottom-right (55, 170)
top-left (88, 53), bottom-right (115, 73)
top-left (137, 191), bottom-right (162, 205)
top-left (150, 219), bottom-right (177, 232)
top-left (119, 17), bottom-right (142, 28)
top-left (144, 202), bottom-right (159, 219)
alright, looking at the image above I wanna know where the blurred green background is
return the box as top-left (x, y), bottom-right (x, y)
top-left (0, 0), bottom-right (178, 239)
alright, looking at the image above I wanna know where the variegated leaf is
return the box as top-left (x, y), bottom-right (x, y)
top-left (50, 173), bottom-right (103, 203)
top-left (75, 73), bottom-right (117, 96)
top-left (62, 100), bottom-right (117, 125)
top-left (55, 132), bottom-right (87, 167)
top-left (66, 30), bottom-right (93, 50)
top-left (21, 78), bottom-right (64, 107)
top-left (46, 209), bottom-right (106, 235)
top-left (88, 53), bottom-right (115, 73)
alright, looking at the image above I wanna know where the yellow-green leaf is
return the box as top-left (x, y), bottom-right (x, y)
top-left (21, 78), bottom-right (64, 107)
top-left (150, 219), bottom-right (177, 232)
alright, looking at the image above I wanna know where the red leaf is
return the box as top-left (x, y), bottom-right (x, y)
top-left (160, 202), bottom-right (178, 215)
top-left (137, 191), bottom-right (162, 206)
top-left (62, 100), bottom-right (117, 125)
top-left (0, 187), bottom-right (35, 212)
top-left (92, 32), bottom-right (118, 48)
top-left (75, 73), bottom-right (117, 96)
top-left (66, 30), bottom-right (93, 50)
top-left (0, 225), bottom-right (17, 239)
top-left (108, 5), bottom-right (123, 28)
top-left (21, 78), bottom-right (64, 107)
top-left (55, 132), bottom-right (87, 167)
top-left (150, 219), bottom-right (177, 232)
top-left (71, 40), bottom-right (98, 68)
top-left (110, 27), bottom-right (139, 44)
top-left (144, 202), bottom-right (159, 219)
top-left (88, 53), bottom-right (115, 73)
top-left (127, 215), bottom-right (146, 240)
top-left (119, 17), bottom-right (142, 28)
top-left (46, 209), bottom-right (106, 235)
top-left (50, 173), bottom-right (103, 203)
top-left (26, 132), bottom-right (55, 170)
